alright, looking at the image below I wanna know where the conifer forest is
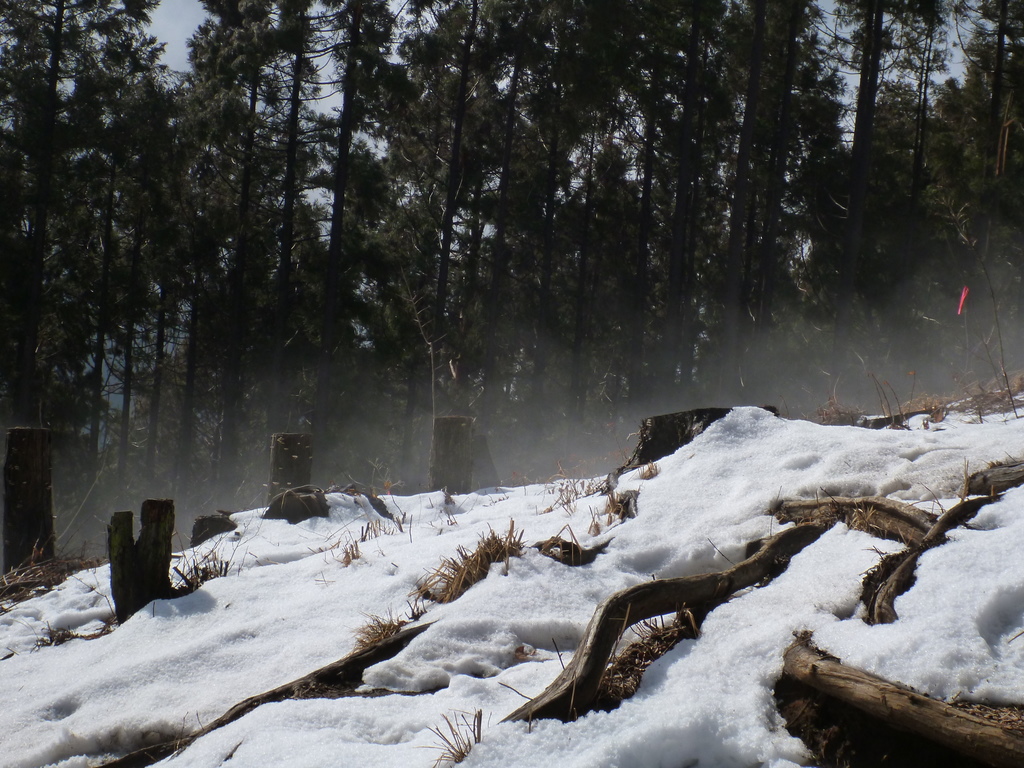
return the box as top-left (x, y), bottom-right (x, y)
top-left (1, 0), bottom-right (1022, 540)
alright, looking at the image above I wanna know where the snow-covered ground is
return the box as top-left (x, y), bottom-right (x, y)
top-left (5, 406), bottom-right (1024, 768)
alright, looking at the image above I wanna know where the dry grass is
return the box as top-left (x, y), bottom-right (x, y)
top-left (34, 619), bottom-right (115, 650)
top-left (427, 709), bottom-right (482, 766)
top-left (542, 478), bottom-right (598, 515)
top-left (816, 395), bottom-right (865, 426)
top-left (591, 490), bottom-right (639, 535)
top-left (597, 614), bottom-right (697, 707)
top-left (172, 551), bottom-right (231, 594)
top-left (353, 611), bottom-right (410, 651)
top-left (412, 521), bottom-right (524, 604)
top-left (0, 557), bottom-right (104, 615)
top-left (360, 519), bottom-right (396, 541)
top-left (638, 462), bottom-right (660, 480)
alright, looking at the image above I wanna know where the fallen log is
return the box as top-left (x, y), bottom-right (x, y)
top-left (774, 495), bottom-right (934, 546)
top-left (502, 523), bottom-right (826, 723)
top-left (100, 621), bottom-right (434, 768)
top-left (783, 637), bottom-right (1024, 768)
top-left (862, 494), bottom-right (998, 624)
top-left (964, 460), bottom-right (1024, 496)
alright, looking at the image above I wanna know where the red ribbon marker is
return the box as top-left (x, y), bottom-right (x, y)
top-left (958, 285), bottom-right (970, 315)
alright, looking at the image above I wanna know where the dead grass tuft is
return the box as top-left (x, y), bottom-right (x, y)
top-left (816, 395), bottom-right (865, 426)
top-left (0, 557), bottom-right (104, 615)
top-left (354, 611), bottom-right (410, 651)
top-left (427, 709), bottom-right (482, 766)
top-left (34, 619), bottom-right (115, 650)
top-left (412, 521), bottom-right (524, 604)
top-left (638, 462), bottom-right (660, 480)
top-left (597, 614), bottom-right (697, 708)
top-left (172, 550), bottom-right (231, 594)
top-left (591, 490), bottom-right (640, 535)
top-left (541, 478), bottom-right (600, 515)
top-left (340, 539), bottom-right (361, 567)
top-left (360, 519), bottom-right (396, 542)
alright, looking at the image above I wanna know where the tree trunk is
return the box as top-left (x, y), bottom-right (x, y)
top-left (3, 428), bottom-right (54, 572)
top-left (16, 0), bottom-right (65, 425)
top-left (173, 280), bottom-right (200, 502)
top-left (899, 16), bottom-right (935, 285)
top-left (663, 0), bottom-right (703, 395)
top-left (569, 136), bottom-right (597, 428)
top-left (720, 0), bottom-right (767, 397)
top-left (118, 210), bottom-right (145, 485)
top-left (271, 15), bottom-right (307, 433)
top-left (755, 0), bottom-right (804, 330)
top-left (530, 111), bottom-right (562, 414)
top-left (220, 72), bottom-right (260, 493)
top-left (91, 160), bottom-right (117, 469)
top-left (834, 0), bottom-right (885, 359)
top-left (627, 104), bottom-right (657, 405)
top-left (316, 1), bottom-right (362, 443)
top-left (480, 47), bottom-right (524, 427)
top-left (431, 0), bottom-right (479, 356)
top-left (145, 286), bottom-right (166, 484)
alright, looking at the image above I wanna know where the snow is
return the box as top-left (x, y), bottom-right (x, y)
top-left (5, 406), bottom-right (1024, 767)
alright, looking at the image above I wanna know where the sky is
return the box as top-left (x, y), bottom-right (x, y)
top-left (149, 0), bottom-right (206, 72)
top-left (5, 403), bottom-right (1024, 767)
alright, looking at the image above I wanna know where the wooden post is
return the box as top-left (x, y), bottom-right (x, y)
top-left (3, 427), bottom-right (55, 572)
top-left (106, 499), bottom-right (175, 623)
top-left (269, 433), bottom-right (313, 503)
top-left (429, 416), bottom-right (475, 494)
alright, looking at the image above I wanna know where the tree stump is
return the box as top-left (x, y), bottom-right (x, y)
top-left (107, 511), bottom-right (138, 623)
top-left (107, 500), bottom-right (176, 623)
top-left (3, 428), bottom-right (55, 572)
top-left (429, 416), bottom-right (475, 494)
top-left (623, 407), bottom-right (776, 470)
top-left (268, 433), bottom-right (313, 504)
top-left (191, 514), bottom-right (238, 547)
top-left (264, 486), bottom-right (329, 524)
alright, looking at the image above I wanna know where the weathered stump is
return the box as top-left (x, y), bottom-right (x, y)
top-left (268, 433), bottom-right (313, 503)
top-left (3, 428), bottom-right (55, 572)
top-left (107, 511), bottom-right (137, 623)
top-left (624, 407), bottom-right (776, 469)
top-left (191, 514), bottom-right (238, 547)
top-left (429, 416), bottom-right (475, 494)
top-left (107, 500), bottom-right (176, 623)
top-left (264, 485), bottom-right (330, 524)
